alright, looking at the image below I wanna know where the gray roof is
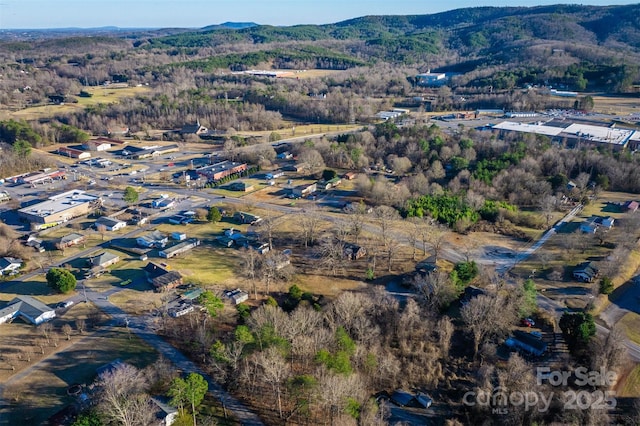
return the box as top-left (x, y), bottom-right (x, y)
top-left (0, 257), bottom-right (22, 270)
top-left (60, 233), bottom-right (85, 244)
top-left (91, 251), bottom-right (120, 267)
top-left (0, 296), bottom-right (55, 324)
top-left (95, 216), bottom-right (125, 227)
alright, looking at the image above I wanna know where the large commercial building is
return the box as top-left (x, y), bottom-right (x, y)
top-left (195, 161), bottom-right (247, 182)
top-left (18, 190), bottom-right (102, 229)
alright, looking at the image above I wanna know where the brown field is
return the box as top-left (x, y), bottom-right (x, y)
top-left (2, 327), bottom-right (157, 425)
top-left (5, 86), bottom-right (150, 121)
top-left (277, 69), bottom-right (347, 79)
top-left (591, 94), bottom-right (640, 116)
top-left (619, 363), bottom-right (640, 397)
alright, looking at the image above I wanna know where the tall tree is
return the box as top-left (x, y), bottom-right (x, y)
top-left (123, 186), bottom-right (139, 204)
top-left (169, 373), bottom-right (208, 426)
top-left (46, 267), bottom-right (77, 294)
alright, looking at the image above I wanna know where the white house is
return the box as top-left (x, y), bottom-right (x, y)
top-left (0, 257), bottom-right (23, 276)
top-left (94, 216), bottom-right (127, 232)
top-left (0, 296), bottom-right (56, 325)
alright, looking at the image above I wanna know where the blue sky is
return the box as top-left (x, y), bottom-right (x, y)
top-left (1, 0), bottom-right (637, 29)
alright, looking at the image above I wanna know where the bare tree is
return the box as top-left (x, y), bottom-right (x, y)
top-left (437, 316), bottom-right (454, 358)
top-left (414, 272), bottom-right (458, 312)
top-left (96, 363), bottom-right (154, 426)
top-left (318, 236), bottom-right (346, 276)
top-left (61, 323), bottom-right (73, 340)
top-left (254, 347), bottom-right (289, 419)
top-left (38, 322), bottom-right (53, 344)
top-left (241, 247), bottom-right (260, 299)
top-left (256, 212), bottom-right (280, 250)
top-left (298, 207), bottom-right (322, 248)
top-left (344, 201), bottom-right (367, 244)
top-left (461, 292), bottom-right (517, 358)
top-left (426, 224), bottom-right (447, 259)
top-left (75, 318), bottom-right (86, 334)
top-left (96, 223), bottom-right (107, 241)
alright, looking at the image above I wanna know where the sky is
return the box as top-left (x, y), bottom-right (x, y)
top-left (0, 0), bottom-right (638, 29)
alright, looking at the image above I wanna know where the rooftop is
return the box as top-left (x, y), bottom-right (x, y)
top-left (18, 190), bottom-right (100, 218)
top-left (492, 121), bottom-right (564, 137)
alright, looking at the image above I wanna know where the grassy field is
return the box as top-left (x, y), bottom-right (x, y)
top-left (2, 328), bottom-right (157, 426)
top-left (0, 275), bottom-right (67, 305)
top-left (591, 94), bottom-right (640, 116)
top-left (618, 312), bottom-right (640, 346)
top-left (619, 364), bottom-right (640, 397)
top-left (8, 86), bottom-right (150, 121)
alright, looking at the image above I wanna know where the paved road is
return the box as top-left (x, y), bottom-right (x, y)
top-left (86, 288), bottom-right (264, 425)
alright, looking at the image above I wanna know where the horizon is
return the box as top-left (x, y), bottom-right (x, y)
top-left (1, 0), bottom-right (637, 30)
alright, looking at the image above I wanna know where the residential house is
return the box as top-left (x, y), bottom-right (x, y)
top-left (151, 396), bottom-right (178, 426)
top-left (249, 242), bottom-right (270, 254)
top-left (228, 181), bottom-right (254, 192)
top-left (144, 262), bottom-right (183, 291)
top-left (152, 198), bottom-right (176, 209)
top-left (0, 296), bottom-right (56, 325)
top-left (168, 215), bottom-right (193, 225)
top-left (505, 330), bottom-right (548, 357)
top-left (179, 120), bottom-right (208, 136)
top-left (94, 216), bottom-right (127, 232)
top-left (416, 255), bottom-right (439, 274)
top-left (579, 217), bottom-right (599, 234)
top-left (56, 233), bottom-right (86, 249)
top-left (390, 390), bottom-right (432, 409)
top-left (224, 288), bottom-right (249, 305)
top-left (25, 235), bottom-right (45, 252)
top-left (169, 304), bottom-right (194, 318)
top-left (343, 172), bottom-right (357, 180)
top-left (233, 211), bottom-right (262, 225)
top-left (573, 261), bottom-right (599, 282)
top-left (0, 257), bottom-right (23, 276)
top-left (159, 238), bottom-right (200, 259)
top-left (90, 252), bottom-right (121, 269)
top-left (343, 243), bottom-right (366, 260)
top-left (580, 216), bottom-right (615, 233)
top-left (460, 285), bottom-right (487, 305)
top-left (290, 183), bottom-right (317, 198)
top-left (136, 231), bottom-right (168, 248)
top-left (276, 152), bottom-right (293, 160)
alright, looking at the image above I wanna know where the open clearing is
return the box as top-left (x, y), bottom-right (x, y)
top-left (6, 86), bottom-right (150, 121)
top-left (591, 94), bottom-right (640, 116)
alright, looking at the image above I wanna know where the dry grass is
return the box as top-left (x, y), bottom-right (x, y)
top-left (618, 312), bottom-right (640, 346)
top-left (619, 363), bottom-right (640, 397)
top-left (108, 289), bottom-right (162, 316)
top-left (7, 86), bottom-right (150, 121)
top-left (279, 69), bottom-right (346, 79)
top-left (591, 94), bottom-right (640, 116)
top-left (1, 327), bottom-right (157, 425)
top-left (0, 275), bottom-right (67, 305)
top-left (0, 301), bottom-right (100, 383)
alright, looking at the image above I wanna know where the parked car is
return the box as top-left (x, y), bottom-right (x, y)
top-left (521, 318), bottom-right (535, 327)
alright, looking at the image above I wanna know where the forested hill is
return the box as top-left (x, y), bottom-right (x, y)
top-left (1, 4), bottom-right (639, 93)
top-left (143, 4), bottom-right (640, 54)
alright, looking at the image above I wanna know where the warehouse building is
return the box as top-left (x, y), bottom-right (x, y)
top-left (18, 190), bottom-right (101, 229)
